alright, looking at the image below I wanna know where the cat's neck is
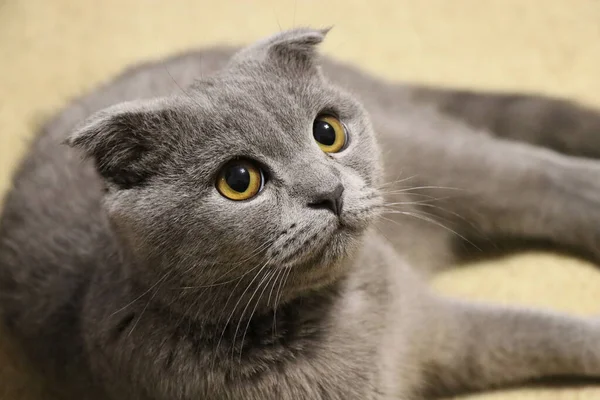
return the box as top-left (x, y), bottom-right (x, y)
top-left (145, 280), bottom-right (344, 347)
top-left (122, 255), bottom-right (350, 326)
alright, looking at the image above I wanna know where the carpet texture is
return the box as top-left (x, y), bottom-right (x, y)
top-left (1, 1), bottom-right (600, 399)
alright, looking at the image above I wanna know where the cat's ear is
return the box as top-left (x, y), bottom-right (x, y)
top-left (230, 27), bottom-right (331, 74)
top-left (65, 99), bottom-right (173, 189)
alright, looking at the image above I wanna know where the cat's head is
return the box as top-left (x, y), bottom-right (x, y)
top-left (68, 28), bottom-right (382, 316)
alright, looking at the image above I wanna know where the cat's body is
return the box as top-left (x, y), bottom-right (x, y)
top-left (2, 29), bottom-right (600, 399)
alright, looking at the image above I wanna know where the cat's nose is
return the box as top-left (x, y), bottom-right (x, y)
top-left (308, 184), bottom-right (345, 217)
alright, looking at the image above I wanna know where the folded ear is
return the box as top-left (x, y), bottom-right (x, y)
top-left (66, 98), bottom-right (174, 189)
top-left (229, 27), bottom-right (331, 75)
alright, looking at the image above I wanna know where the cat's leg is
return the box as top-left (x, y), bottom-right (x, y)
top-left (415, 296), bottom-right (600, 397)
top-left (411, 87), bottom-right (600, 159)
top-left (376, 109), bottom-right (600, 268)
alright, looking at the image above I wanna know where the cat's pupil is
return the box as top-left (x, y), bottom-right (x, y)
top-left (313, 120), bottom-right (336, 146)
top-left (224, 165), bottom-right (250, 193)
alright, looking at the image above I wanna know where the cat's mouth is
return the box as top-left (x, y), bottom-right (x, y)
top-left (274, 223), bottom-right (357, 271)
top-left (266, 197), bottom-right (379, 271)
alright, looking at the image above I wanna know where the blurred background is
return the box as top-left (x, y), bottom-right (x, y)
top-left (1, 1), bottom-right (600, 399)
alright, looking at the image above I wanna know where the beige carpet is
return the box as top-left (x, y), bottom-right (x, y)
top-left (1, 1), bottom-right (600, 399)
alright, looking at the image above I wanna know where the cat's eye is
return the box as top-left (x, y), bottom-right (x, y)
top-left (216, 160), bottom-right (265, 201)
top-left (313, 115), bottom-right (347, 153)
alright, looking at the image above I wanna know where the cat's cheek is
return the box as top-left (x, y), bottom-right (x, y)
top-left (206, 191), bottom-right (283, 249)
top-left (340, 192), bottom-right (382, 232)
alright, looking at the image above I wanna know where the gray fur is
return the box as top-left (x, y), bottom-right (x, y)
top-left (2, 27), bottom-right (600, 399)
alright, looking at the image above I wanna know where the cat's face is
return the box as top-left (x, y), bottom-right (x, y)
top-left (69, 28), bottom-right (382, 308)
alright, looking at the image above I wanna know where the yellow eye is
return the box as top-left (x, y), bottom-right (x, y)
top-left (313, 115), bottom-right (347, 153)
top-left (216, 160), bottom-right (264, 201)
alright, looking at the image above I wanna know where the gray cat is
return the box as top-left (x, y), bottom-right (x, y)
top-left (2, 27), bottom-right (600, 400)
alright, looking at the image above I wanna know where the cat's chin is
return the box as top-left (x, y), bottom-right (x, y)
top-left (277, 225), bottom-right (365, 291)
top-left (283, 223), bottom-right (357, 263)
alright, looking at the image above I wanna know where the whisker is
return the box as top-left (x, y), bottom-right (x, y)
top-left (383, 207), bottom-right (456, 228)
top-left (267, 266), bottom-right (284, 308)
top-left (382, 185), bottom-right (465, 194)
top-left (377, 175), bottom-right (418, 189)
top-left (209, 261), bottom-right (257, 370)
top-left (213, 259), bottom-right (271, 368)
top-left (177, 264), bottom-right (261, 290)
top-left (379, 212), bottom-right (481, 251)
top-left (238, 269), bottom-right (278, 362)
top-left (126, 270), bottom-right (174, 337)
top-left (230, 262), bottom-right (273, 362)
top-left (268, 266), bottom-right (286, 340)
top-left (275, 265), bottom-right (293, 313)
top-left (178, 239), bottom-right (275, 290)
top-left (382, 196), bottom-right (454, 206)
top-left (383, 202), bottom-right (485, 237)
top-left (110, 269), bottom-right (173, 317)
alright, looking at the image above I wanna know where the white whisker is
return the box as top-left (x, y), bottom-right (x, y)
top-left (230, 262), bottom-right (274, 362)
top-left (238, 269), bottom-right (278, 362)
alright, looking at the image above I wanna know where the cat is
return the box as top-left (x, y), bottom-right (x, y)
top-left (2, 27), bottom-right (600, 400)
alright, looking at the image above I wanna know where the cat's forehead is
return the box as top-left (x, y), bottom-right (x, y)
top-left (170, 68), bottom-right (363, 165)
top-left (204, 72), bottom-right (323, 112)
top-left (187, 88), bottom-right (314, 157)
top-left (189, 74), bottom-right (330, 136)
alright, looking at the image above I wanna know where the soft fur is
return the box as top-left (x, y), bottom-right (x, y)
top-left (2, 28), bottom-right (600, 399)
